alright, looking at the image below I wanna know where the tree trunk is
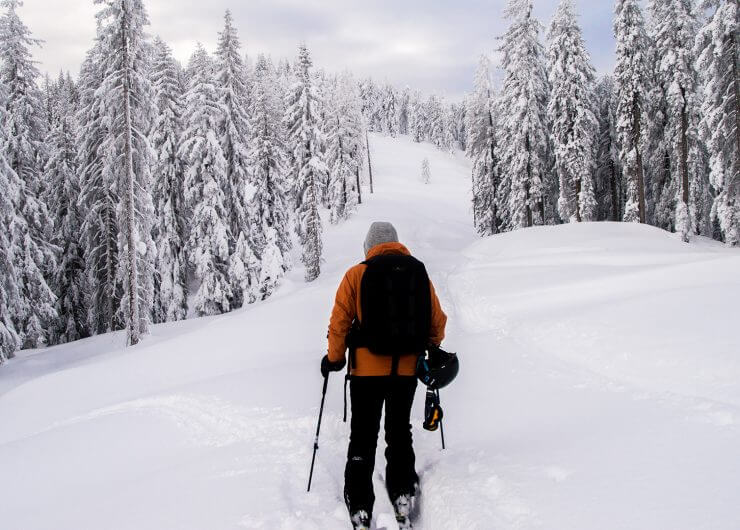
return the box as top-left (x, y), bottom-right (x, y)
top-left (609, 159), bottom-right (619, 222)
top-left (525, 133), bottom-right (532, 227)
top-left (105, 195), bottom-right (116, 333)
top-left (680, 88), bottom-right (690, 207)
top-left (365, 130), bottom-right (374, 194)
top-left (488, 110), bottom-right (498, 234)
top-left (122, 19), bottom-right (141, 346)
top-left (575, 177), bottom-right (582, 222)
top-left (633, 94), bottom-right (646, 224)
top-left (355, 144), bottom-right (362, 206)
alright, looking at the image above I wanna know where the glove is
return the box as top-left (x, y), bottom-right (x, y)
top-left (321, 354), bottom-right (346, 378)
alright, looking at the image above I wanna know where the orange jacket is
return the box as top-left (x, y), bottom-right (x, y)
top-left (327, 242), bottom-right (447, 376)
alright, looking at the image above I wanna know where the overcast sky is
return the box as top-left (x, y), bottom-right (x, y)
top-left (18, 0), bottom-right (616, 99)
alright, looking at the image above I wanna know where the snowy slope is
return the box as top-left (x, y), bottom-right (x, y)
top-left (2, 134), bottom-right (740, 530)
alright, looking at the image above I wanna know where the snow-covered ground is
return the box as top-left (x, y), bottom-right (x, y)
top-left (2, 134), bottom-right (739, 530)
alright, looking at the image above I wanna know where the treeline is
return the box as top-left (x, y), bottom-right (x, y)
top-left (0, 0), bottom-right (460, 362)
top-left (468, 0), bottom-right (739, 244)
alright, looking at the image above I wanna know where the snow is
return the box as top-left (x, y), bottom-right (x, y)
top-left (2, 134), bottom-right (740, 529)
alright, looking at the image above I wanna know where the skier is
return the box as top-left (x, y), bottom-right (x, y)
top-left (321, 222), bottom-right (448, 529)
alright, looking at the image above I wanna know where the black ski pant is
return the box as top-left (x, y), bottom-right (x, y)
top-left (344, 376), bottom-right (418, 515)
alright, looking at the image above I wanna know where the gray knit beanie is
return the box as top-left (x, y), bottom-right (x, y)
top-left (364, 222), bottom-right (399, 255)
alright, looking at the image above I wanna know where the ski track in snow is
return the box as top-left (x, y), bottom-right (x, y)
top-left (2, 134), bottom-right (740, 529)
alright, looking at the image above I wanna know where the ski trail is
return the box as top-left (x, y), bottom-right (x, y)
top-left (351, 135), bottom-right (541, 529)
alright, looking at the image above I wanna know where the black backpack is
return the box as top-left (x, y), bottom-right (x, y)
top-left (356, 254), bottom-right (432, 357)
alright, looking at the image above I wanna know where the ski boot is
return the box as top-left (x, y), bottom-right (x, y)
top-left (391, 483), bottom-right (420, 529)
top-left (349, 509), bottom-right (371, 530)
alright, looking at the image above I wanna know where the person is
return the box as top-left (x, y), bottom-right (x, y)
top-left (321, 221), bottom-right (447, 528)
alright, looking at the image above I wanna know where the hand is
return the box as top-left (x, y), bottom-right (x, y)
top-left (321, 354), bottom-right (346, 378)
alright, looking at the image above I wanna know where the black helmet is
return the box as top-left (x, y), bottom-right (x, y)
top-left (416, 345), bottom-right (459, 389)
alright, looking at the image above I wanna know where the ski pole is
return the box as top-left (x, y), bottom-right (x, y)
top-left (307, 374), bottom-right (329, 492)
top-left (436, 389), bottom-right (446, 450)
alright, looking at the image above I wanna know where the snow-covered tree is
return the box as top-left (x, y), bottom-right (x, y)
top-left (421, 157), bottom-right (431, 184)
top-left (180, 44), bottom-right (233, 315)
top-left (215, 10), bottom-right (260, 305)
top-left (495, 0), bottom-right (551, 229)
top-left (0, 79), bottom-right (22, 361)
top-left (398, 86), bottom-right (410, 135)
top-left (381, 84), bottom-right (398, 137)
top-left (359, 78), bottom-right (382, 132)
top-left (426, 95), bottom-right (447, 150)
top-left (442, 101), bottom-right (456, 154)
top-left (695, 0), bottom-right (739, 245)
top-left (547, 0), bottom-right (598, 223)
top-left (312, 69), bottom-right (332, 207)
top-left (248, 54), bottom-right (292, 298)
top-left (453, 101), bottom-right (467, 152)
top-left (45, 73), bottom-right (87, 343)
top-left (150, 37), bottom-right (187, 322)
top-left (326, 72), bottom-right (364, 224)
top-left (594, 76), bottom-right (623, 221)
top-left (408, 90), bottom-right (426, 143)
top-left (95, 0), bottom-right (157, 346)
top-left (284, 44), bottom-right (325, 282)
top-left (614, 0), bottom-right (652, 224)
top-left (644, 37), bottom-right (672, 230)
top-left (77, 40), bottom-right (122, 335)
top-left (467, 55), bottom-right (500, 235)
top-left (1, 0), bottom-right (57, 348)
top-left (649, 0), bottom-right (707, 241)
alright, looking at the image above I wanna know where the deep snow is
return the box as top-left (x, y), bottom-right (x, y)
top-left (2, 134), bottom-right (740, 530)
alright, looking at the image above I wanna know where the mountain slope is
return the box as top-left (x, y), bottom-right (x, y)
top-left (1, 134), bottom-right (739, 530)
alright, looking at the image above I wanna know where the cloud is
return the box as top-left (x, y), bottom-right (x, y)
top-left (16, 0), bottom-right (617, 99)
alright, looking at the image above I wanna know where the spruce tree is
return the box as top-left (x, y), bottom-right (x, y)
top-left (326, 72), bottom-right (364, 224)
top-left (696, 0), bottom-right (739, 245)
top-left (0, 79), bottom-right (21, 361)
top-left (215, 10), bottom-right (259, 306)
top-left (180, 44), bottom-right (233, 315)
top-left (614, 0), bottom-right (652, 224)
top-left (547, 0), bottom-right (598, 223)
top-left (150, 37), bottom-right (188, 322)
top-left (442, 100), bottom-right (456, 154)
top-left (0, 0), bottom-right (57, 348)
top-left (650, 0), bottom-right (706, 241)
top-left (594, 76), bottom-right (623, 221)
top-left (495, 0), bottom-right (551, 230)
top-left (398, 86), bottom-right (410, 135)
top-left (381, 84), bottom-right (398, 137)
top-left (467, 55), bottom-right (500, 235)
top-left (408, 90), bottom-right (425, 143)
top-left (77, 40), bottom-right (121, 335)
top-left (284, 44), bottom-right (325, 282)
top-left (45, 72), bottom-right (87, 343)
top-left (421, 157), bottom-right (431, 184)
top-left (454, 101), bottom-right (467, 152)
top-left (248, 54), bottom-right (292, 298)
top-left (96, 0), bottom-right (156, 346)
top-left (359, 78), bottom-right (382, 133)
top-left (426, 95), bottom-right (446, 150)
